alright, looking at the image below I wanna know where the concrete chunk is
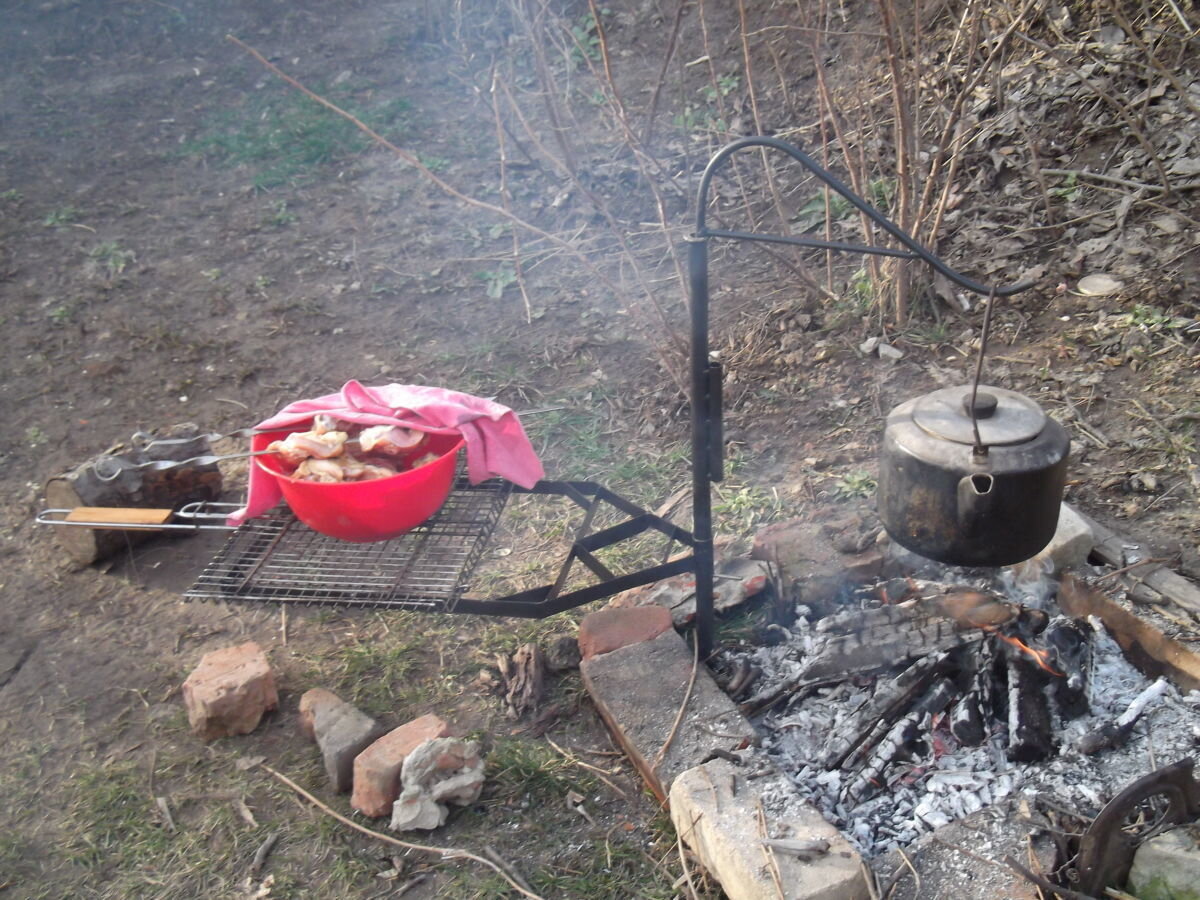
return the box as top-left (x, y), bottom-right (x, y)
top-left (298, 689), bottom-right (386, 793)
top-left (389, 737), bottom-right (485, 832)
top-left (580, 629), bottom-right (756, 802)
top-left (671, 759), bottom-right (868, 900)
top-left (182, 642), bottom-right (278, 741)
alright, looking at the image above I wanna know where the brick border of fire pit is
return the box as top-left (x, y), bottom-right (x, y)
top-left (579, 611), bottom-right (871, 899)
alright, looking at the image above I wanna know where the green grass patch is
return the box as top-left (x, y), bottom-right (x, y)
top-left (184, 84), bottom-right (409, 189)
top-left (43, 204), bottom-right (79, 226)
top-left (484, 736), bottom-right (595, 805)
top-left (292, 613), bottom-right (463, 718)
top-left (527, 406), bottom-right (689, 507)
top-left (66, 761), bottom-right (174, 870)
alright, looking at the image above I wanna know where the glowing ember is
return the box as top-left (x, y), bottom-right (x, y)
top-left (988, 627), bottom-right (1063, 677)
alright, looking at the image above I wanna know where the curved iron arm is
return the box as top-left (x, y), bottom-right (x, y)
top-left (687, 137), bottom-right (1036, 658)
top-left (693, 135), bottom-right (1036, 298)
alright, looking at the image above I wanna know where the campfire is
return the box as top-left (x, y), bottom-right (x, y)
top-left (719, 557), bottom-right (1200, 861)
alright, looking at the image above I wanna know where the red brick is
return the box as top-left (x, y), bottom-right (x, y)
top-left (578, 606), bottom-right (674, 660)
top-left (351, 714), bottom-right (453, 818)
top-left (181, 642), bottom-right (278, 741)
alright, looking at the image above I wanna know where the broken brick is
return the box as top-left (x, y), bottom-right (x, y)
top-left (578, 606), bottom-right (674, 660)
top-left (181, 642), bottom-right (278, 741)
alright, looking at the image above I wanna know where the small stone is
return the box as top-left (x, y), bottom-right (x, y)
top-left (352, 714), bottom-right (454, 818)
top-left (1076, 273), bottom-right (1124, 296)
top-left (578, 606), bottom-right (674, 660)
top-left (544, 635), bottom-right (582, 672)
top-left (877, 342), bottom-right (904, 361)
top-left (181, 642), bottom-right (278, 741)
top-left (1128, 827), bottom-right (1200, 900)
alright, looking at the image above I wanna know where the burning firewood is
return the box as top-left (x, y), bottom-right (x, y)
top-left (1043, 617), bottom-right (1091, 720)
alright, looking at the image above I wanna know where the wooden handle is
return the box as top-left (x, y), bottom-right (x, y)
top-left (64, 507), bottom-right (176, 528)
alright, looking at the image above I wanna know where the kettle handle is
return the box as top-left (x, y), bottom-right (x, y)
top-left (957, 473), bottom-right (996, 536)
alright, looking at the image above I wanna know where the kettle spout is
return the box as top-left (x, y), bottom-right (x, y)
top-left (957, 472), bottom-right (995, 536)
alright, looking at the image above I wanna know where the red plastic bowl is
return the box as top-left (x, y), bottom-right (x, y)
top-left (252, 428), bottom-right (463, 542)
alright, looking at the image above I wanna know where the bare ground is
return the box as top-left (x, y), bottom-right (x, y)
top-left (1, 1), bottom-right (1197, 897)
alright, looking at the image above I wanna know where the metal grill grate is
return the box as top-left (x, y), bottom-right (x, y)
top-left (184, 477), bottom-right (511, 611)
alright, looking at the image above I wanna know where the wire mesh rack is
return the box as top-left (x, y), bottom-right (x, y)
top-left (183, 476), bottom-right (511, 612)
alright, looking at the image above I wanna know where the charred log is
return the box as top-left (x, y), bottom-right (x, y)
top-left (950, 642), bottom-right (995, 746)
top-left (1006, 657), bottom-right (1056, 763)
top-left (843, 677), bottom-right (958, 804)
top-left (801, 616), bottom-right (981, 682)
top-left (1044, 617), bottom-right (1091, 719)
top-left (823, 651), bottom-right (953, 769)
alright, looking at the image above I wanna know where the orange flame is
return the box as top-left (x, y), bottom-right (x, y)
top-left (985, 626), bottom-right (1062, 677)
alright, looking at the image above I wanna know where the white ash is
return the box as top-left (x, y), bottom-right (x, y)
top-left (739, 609), bottom-right (1200, 858)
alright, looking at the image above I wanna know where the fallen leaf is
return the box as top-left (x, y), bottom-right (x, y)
top-left (1168, 157), bottom-right (1200, 177)
top-left (1076, 273), bottom-right (1124, 296)
top-left (1151, 215), bottom-right (1182, 234)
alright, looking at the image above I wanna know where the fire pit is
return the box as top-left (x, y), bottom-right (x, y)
top-left (712, 544), bottom-right (1200, 885)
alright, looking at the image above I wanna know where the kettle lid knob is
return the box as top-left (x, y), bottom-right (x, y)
top-left (962, 391), bottom-right (998, 419)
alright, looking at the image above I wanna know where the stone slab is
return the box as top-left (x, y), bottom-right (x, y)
top-left (750, 518), bottom-right (879, 612)
top-left (671, 758), bottom-right (869, 900)
top-left (612, 558), bottom-right (773, 627)
top-left (580, 629), bottom-right (756, 803)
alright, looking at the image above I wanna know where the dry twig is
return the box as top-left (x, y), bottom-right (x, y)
top-left (652, 633), bottom-right (700, 773)
top-left (546, 738), bottom-right (630, 799)
top-left (249, 832), bottom-right (279, 877)
top-left (258, 763), bottom-right (546, 900)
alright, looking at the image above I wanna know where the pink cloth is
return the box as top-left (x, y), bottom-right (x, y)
top-left (226, 380), bottom-right (544, 526)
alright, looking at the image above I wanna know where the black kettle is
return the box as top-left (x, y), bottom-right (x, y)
top-left (877, 384), bottom-right (1069, 567)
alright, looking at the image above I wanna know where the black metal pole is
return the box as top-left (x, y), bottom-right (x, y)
top-left (688, 236), bottom-right (716, 660)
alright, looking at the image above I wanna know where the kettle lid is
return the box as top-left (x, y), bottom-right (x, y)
top-left (911, 384), bottom-right (1047, 446)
